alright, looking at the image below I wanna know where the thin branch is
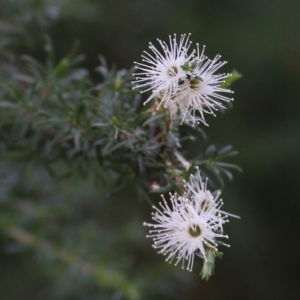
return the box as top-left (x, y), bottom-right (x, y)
top-left (5, 227), bottom-right (140, 300)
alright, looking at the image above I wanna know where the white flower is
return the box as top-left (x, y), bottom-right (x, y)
top-left (144, 169), bottom-right (239, 271)
top-left (184, 168), bottom-right (239, 230)
top-left (144, 193), bottom-right (227, 271)
top-left (144, 180), bottom-right (238, 271)
top-left (133, 34), bottom-right (235, 126)
top-left (174, 44), bottom-right (234, 126)
top-left (132, 34), bottom-right (193, 108)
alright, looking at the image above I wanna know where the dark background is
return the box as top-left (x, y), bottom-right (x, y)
top-left (1, 0), bottom-right (300, 299)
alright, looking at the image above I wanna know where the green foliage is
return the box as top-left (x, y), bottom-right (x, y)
top-left (196, 144), bottom-right (242, 187)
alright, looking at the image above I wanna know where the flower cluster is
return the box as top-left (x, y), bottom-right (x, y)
top-left (144, 169), bottom-right (237, 272)
top-left (133, 34), bottom-right (234, 126)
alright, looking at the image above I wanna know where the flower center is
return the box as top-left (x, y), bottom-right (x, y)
top-left (189, 78), bottom-right (201, 90)
top-left (188, 224), bottom-right (202, 237)
top-left (200, 199), bottom-right (210, 212)
top-left (167, 66), bottom-right (178, 77)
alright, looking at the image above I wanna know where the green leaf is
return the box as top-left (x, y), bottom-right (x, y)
top-left (220, 70), bottom-right (242, 88)
top-left (200, 249), bottom-right (223, 280)
top-left (142, 113), bottom-right (166, 127)
top-left (180, 62), bottom-right (192, 71)
top-left (2, 84), bottom-right (31, 108)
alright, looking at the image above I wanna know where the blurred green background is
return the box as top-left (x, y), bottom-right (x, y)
top-left (1, 0), bottom-right (300, 299)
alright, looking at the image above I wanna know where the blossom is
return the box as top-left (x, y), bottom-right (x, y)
top-left (144, 170), bottom-right (236, 271)
top-left (133, 34), bottom-right (234, 126)
top-left (184, 168), bottom-right (239, 229)
top-left (174, 44), bottom-right (234, 125)
top-left (132, 33), bottom-right (193, 108)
